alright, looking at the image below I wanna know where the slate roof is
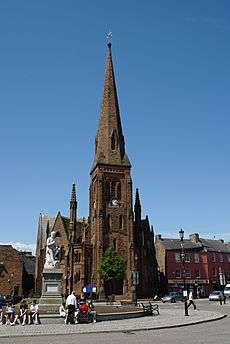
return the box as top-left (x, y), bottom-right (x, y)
top-left (19, 252), bottom-right (35, 277)
top-left (160, 238), bottom-right (202, 251)
top-left (158, 237), bottom-right (230, 253)
top-left (37, 213), bottom-right (87, 249)
top-left (199, 238), bottom-right (230, 253)
top-left (61, 215), bottom-right (87, 238)
top-left (37, 214), bottom-right (56, 248)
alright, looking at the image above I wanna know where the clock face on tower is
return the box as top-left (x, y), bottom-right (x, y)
top-left (111, 198), bottom-right (119, 206)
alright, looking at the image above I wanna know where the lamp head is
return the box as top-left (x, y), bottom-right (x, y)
top-left (179, 228), bottom-right (184, 241)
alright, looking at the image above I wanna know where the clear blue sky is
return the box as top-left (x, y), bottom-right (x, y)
top-left (0, 0), bottom-right (229, 253)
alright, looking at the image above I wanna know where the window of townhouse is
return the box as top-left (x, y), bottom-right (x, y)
top-left (185, 269), bottom-right (191, 278)
top-left (175, 252), bottom-right (180, 262)
top-left (175, 269), bottom-right (181, 278)
top-left (194, 253), bottom-right (200, 263)
top-left (195, 269), bottom-right (200, 279)
top-left (185, 253), bottom-right (190, 263)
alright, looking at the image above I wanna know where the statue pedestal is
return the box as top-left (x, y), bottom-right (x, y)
top-left (39, 269), bottom-right (63, 314)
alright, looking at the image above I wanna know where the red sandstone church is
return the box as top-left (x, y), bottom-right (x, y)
top-left (35, 43), bottom-right (158, 299)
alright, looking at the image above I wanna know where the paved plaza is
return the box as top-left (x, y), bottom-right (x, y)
top-left (0, 307), bottom-right (226, 338)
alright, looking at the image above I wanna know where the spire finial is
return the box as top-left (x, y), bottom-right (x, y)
top-left (71, 182), bottom-right (76, 202)
top-left (107, 31), bottom-right (112, 46)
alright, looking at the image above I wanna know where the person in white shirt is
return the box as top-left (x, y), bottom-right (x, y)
top-left (5, 303), bottom-right (16, 325)
top-left (59, 302), bottom-right (68, 323)
top-left (187, 290), bottom-right (196, 310)
top-left (66, 291), bottom-right (77, 324)
top-left (28, 300), bottom-right (40, 324)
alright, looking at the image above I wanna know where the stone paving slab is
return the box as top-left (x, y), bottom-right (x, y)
top-left (0, 308), bottom-right (226, 338)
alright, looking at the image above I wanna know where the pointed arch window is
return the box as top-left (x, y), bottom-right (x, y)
top-left (95, 137), bottom-right (98, 154)
top-left (119, 215), bottom-right (123, 230)
top-left (113, 238), bottom-right (117, 250)
top-left (117, 182), bottom-right (121, 200)
top-left (75, 270), bottom-right (81, 283)
top-left (75, 252), bottom-right (81, 263)
top-left (105, 181), bottom-right (110, 201)
top-left (111, 131), bottom-right (117, 150)
top-left (111, 181), bottom-right (116, 198)
top-left (106, 214), bottom-right (111, 231)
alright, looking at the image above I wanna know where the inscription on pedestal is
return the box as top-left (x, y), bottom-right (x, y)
top-left (46, 284), bottom-right (59, 293)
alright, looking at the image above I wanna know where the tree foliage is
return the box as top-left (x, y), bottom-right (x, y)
top-left (0, 262), bottom-right (7, 278)
top-left (97, 246), bottom-right (126, 283)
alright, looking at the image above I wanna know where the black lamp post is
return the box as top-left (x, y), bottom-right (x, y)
top-left (157, 266), bottom-right (161, 297)
top-left (134, 253), bottom-right (139, 306)
top-left (179, 228), bottom-right (189, 316)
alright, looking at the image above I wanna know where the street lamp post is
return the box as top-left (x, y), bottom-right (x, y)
top-left (134, 253), bottom-right (139, 306)
top-left (179, 228), bottom-right (189, 316)
top-left (157, 266), bottom-right (161, 297)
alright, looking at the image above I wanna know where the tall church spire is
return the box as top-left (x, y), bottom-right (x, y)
top-left (91, 43), bottom-right (130, 171)
top-left (134, 188), bottom-right (142, 245)
top-left (69, 182), bottom-right (77, 243)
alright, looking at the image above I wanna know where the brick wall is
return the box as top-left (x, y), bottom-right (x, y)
top-left (0, 245), bottom-right (23, 296)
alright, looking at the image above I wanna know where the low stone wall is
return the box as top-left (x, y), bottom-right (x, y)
top-left (40, 309), bottom-right (145, 324)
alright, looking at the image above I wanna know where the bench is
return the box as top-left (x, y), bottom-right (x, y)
top-left (120, 301), bottom-right (136, 306)
top-left (106, 294), bottom-right (115, 305)
top-left (141, 302), bottom-right (159, 316)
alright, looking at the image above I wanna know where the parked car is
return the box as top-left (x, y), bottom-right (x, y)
top-left (161, 292), bottom-right (184, 303)
top-left (209, 291), bottom-right (225, 301)
top-left (224, 284), bottom-right (230, 298)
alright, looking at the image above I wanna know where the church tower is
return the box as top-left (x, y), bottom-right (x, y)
top-left (89, 43), bottom-right (135, 295)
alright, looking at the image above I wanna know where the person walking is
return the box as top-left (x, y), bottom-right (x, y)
top-left (187, 290), bottom-right (196, 310)
top-left (66, 291), bottom-right (77, 324)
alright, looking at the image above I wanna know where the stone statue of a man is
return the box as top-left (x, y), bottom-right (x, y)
top-left (44, 231), bottom-right (61, 269)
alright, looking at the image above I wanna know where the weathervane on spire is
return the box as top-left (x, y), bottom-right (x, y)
top-left (107, 31), bottom-right (112, 45)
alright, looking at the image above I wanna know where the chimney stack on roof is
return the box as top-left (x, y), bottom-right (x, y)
top-left (155, 234), bottom-right (162, 241)
top-left (189, 233), bottom-right (200, 243)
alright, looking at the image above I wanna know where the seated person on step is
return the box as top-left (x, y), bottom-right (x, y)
top-left (29, 300), bottom-right (40, 324)
top-left (11, 300), bottom-right (28, 326)
top-left (59, 302), bottom-right (68, 323)
top-left (0, 303), bottom-right (5, 325)
top-left (5, 302), bottom-right (16, 325)
top-left (77, 300), bottom-right (89, 323)
top-left (87, 299), bottom-right (97, 323)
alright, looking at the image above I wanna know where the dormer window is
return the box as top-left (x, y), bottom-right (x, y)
top-left (111, 131), bottom-right (117, 150)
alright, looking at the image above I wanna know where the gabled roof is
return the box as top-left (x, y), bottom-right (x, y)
top-left (160, 238), bottom-right (202, 251)
top-left (19, 252), bottom-right (35, 276)
top-left (156, 236), bottom-right (230, 253)
top-left (60, 215), bottom-right (70, 234)
top-left (36, 214), bottom-right (56, 249)
top-left (199, 238), bottom-right (230, 253)
top-left (36, 213), bottom-right (87, 249)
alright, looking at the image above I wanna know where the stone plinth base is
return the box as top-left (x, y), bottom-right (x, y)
top-left (39, 269), bottom-right (63, 314)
